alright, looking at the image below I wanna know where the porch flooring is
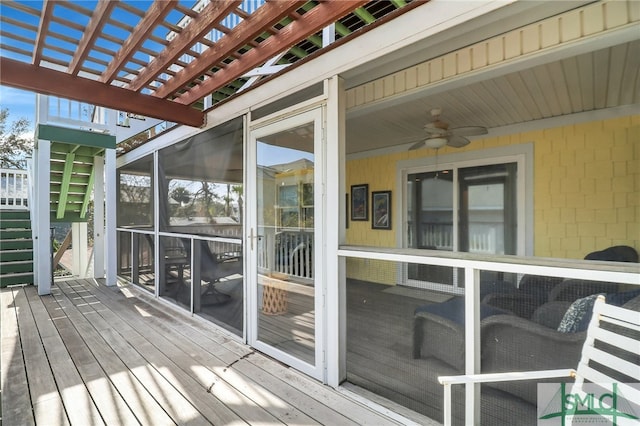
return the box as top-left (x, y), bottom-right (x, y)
top-left (1, 278), bottom-right (422, 426)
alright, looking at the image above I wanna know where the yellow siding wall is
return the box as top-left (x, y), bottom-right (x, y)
top-left (346, 115), bottom-right (639, 283)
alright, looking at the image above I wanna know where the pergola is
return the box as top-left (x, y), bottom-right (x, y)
top-left (0, 0), bottom-right (417, 128)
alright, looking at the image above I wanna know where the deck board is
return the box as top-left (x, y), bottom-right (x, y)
top-left (23, 288), bottom-right (106, 426)
top-left (2, 279), bottom-right (413, 425)
top-left (49, 280), bottom-right (186, 425)
top-left (82, 279), bottom-right (342, 425)
top-left (12, 287), bottom-right (70, 426)
top-left (0, 289), bottom-right (35, 426)
top-left (63, 279), bottom-right (279, 425)
top-left (57, 279), bottom-right (241, 426)
top-left (39, 290), bottom-right (140, 426)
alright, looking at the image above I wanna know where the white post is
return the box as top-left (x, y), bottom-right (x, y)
top-left (326, 75), bottom-right (346, 387)
top-left (36, 95), bottom-right (49, 124)
top-left (153, 151), bottom-right (160, 297)
top-left (322, 24), bottom-right (336, 47)
top-left (105, 149), bottom-right (117, 285)
top-left (35, 138), bottom-right (51, 295)
top-left (203, 95), bottom-right (213, 110)
top-left (105, 109), bottom-right (118, 133)
top-left (465, 267), bottom-right (481, 424)
top-left (93, 155), bottom-right (105, 278)
top-left (72, 222), bottom-right (88, 278)
top-left (443, 383), bottom-right (453, 426)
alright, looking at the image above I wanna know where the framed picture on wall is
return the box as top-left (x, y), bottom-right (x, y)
top-left (350, 184), bottom-right (368, 221)
top-left (372, 190), bottom-right (391, 230)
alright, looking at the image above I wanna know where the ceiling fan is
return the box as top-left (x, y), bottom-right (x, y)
top-left (409, 108), bottom-right (488, 150)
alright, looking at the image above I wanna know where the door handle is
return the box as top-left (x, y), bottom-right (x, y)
top-left (249, 228), bottom-right (258, 250)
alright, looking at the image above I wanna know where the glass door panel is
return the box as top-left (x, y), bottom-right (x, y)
top-left (250, 109), bottom-right (322, 378)
top-left (459, 163), bottom-right (517, 256)
top-left (407, 170), bottom-right (455, 289)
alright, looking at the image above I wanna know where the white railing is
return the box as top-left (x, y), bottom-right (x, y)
top-left (257, 230), bottom-right (314, 280)
top-left (36, 94), bottom-right (167, 145)
top-left (37, 94), bottom-right (114, 134)
top-left (337, 245), bottom-right (640, 425)
top-left (411, 222), bottom-right (498, 253)
top-left (0, 168), bottom-right (29, 209)
top-left (468, 226), bottom-right (497, 254)
top-left (419, 223), bottom-right (453, 250)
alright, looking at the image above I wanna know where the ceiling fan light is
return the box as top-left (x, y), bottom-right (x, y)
top-left (425, 137), bottom-right (447, 149)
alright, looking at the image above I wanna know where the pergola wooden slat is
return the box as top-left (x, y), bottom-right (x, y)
top-left (32, 0), bottom-right (56, 66)
top-left (0, 0), bottom-right (413, 128)
top-left (68, 0), bottom-right (118, 76)
top-left (128, 0), bottom-right (243, 93)
top-left (177, 0), bottom-right (370, 105)
top-left (153, 0), bottom-right (308, 99)
top-left (101, 0), bottom-right (178, 84)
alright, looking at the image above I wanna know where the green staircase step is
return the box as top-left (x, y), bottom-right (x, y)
top-left (1, 260), bottom-right (33, 274)
top-left (0, 211), bottom-right (31, 220)
top-left (0, 249), bottom-right (33, 262)
top-left (0, 209), bottom-right (34, 288)
top-left (0, 229), bottom-right (32, 239)
top-left (0, 272), bottom-right (34, 287)
top-left (0, 219), bottom-right (31, 229)
top-left (0, 239), bottom-right (33, 250)
top-left (50, 162), bottom-right (93, 174)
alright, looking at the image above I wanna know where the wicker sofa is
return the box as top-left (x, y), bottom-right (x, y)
top-left (412, 290), bottom-right (640, 425)
top-left (481, 246), bottom-right (638, 319)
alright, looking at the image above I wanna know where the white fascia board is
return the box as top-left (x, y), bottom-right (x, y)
top-left (116, 123), bottom-right (201, 167)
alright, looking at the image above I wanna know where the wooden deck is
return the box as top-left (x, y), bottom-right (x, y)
top-left (1, 278), bottom-right (425, 426)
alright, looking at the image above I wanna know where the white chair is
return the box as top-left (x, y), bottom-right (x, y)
top-left (438, 295), bottom-right (640, 425)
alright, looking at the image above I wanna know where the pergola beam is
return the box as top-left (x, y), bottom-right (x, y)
top-left (68, 0), bottom-right (119, 75)
top-left (128, 0), bottom-right (242, 92)
top-left (101, 0), bottom-right (178, 84)
top-left (153, 0), bottom-right (307, 99)
top-left (177, 0), bottom-right (369, 105)
top-left (1, 57), bottom-right (205, 128)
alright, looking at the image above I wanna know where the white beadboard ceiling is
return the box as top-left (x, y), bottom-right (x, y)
top-left (345, 40), bottom-right (639, 155)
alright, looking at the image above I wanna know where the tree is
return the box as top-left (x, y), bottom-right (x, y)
top-left (0, 108), bottom-right (32, 169)
top-left (232, 184), bottom-right (243, 223)
top-left (192, 181), bottom-right (220, 222)
top-left (170, 186), bottom-right (194, 218)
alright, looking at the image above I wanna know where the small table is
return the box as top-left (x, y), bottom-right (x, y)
top-left (165, 255), bottom-right (189, 284)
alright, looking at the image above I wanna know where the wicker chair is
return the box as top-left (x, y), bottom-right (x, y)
top-left (481, 274), bottom-right (564, 318)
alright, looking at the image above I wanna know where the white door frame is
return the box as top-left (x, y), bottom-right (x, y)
top-left (246, 107), bottom-right (326, 380)
top-left (398, 149), bottom-right (529, 293)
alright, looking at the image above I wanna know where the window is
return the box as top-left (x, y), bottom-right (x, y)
top-left (117, 154), bottom-right (154, 229)
top-left (274, 176), bottom-right (314, 230)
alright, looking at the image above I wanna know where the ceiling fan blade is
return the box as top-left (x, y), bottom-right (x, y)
top-left (424, 128), bottom-right (448, 138)
top-left (408, 140), bottom-right (426, 150)
top-left (449, 126), bottom-right (488, 137)
top-left (447, 135), bottom-right (470, 148)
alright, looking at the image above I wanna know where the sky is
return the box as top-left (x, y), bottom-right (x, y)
top-left (0, 86), bottom-right (37, 138)
top-left (0, 0), bottom-right (312, 164)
